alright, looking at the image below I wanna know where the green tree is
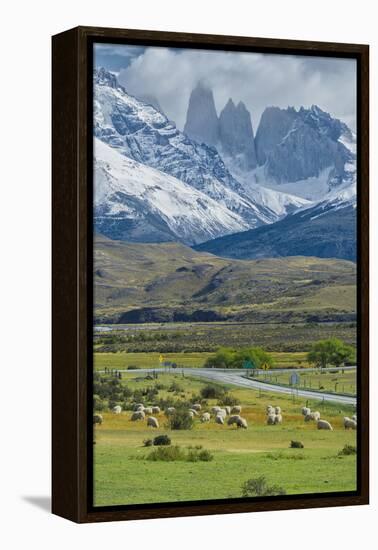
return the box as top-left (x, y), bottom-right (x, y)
top-left (204, 346), bottom-right (274, 369)
top-left (307, 338), bottom-right (355, 370)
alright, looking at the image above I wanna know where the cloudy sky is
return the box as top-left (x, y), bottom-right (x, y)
top-left (94, 43), bottom-right (357, 132)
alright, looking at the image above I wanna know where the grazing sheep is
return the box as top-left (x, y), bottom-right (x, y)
top-left (133, 403), bottom-right (144, 411)
top-left (144, 407), bottom-right (153, 415)
top-left (236, 417), bottom-right (248, 429)
top-left (266, 405), bottom-right (274, 414)
top-left (131, 410), bottom-right (145, 421)
top-left (231, 406), bottom-right (242, 414)
top-left (224, 406), bottom-right (231, 415)
top-left (274, 414), bottom-right (282, 425)
top-left (305, 411), bottom-right (320, 422)
top-left (188, 410), bottom-right (195, 418)
top-left (227, 415), bottom-right (241, 426)
top-left (152, 406), bottom-right (160, 414)
top-left (192, 403), bottom-right (202, 411)
top-left (317, 419), bottom-right (333, 431)
top-left (217, 408), bottom-right (227, 418)
top-left (201, 412), bottom-right (211, 423)
top-left (302, 407), bottom-right (311, 416)
top-left (147, 416), bottom-right (159, 428)
top-left (112, 405), bottom-right (122, 414)
top-left (93, 414), bottom-right (103, 425)
top-left (215, 414), bottom-right (225, 425)
top-left (352, 414), bottom-right (357, 422)
top-left (165, 407), bottom-right (176, 416)
top-left (267, 414), bottom-right (276, 425)
top-left (211, 406), bottom-right (221, 414)
top-left (188, 408), bottom-right (199, 416)
top-left (136, 405), bottom-right (145, 412)
top-left (343, 417), bottom-right (357, 430)
top-left (275, 406), bottom-right (281, 415)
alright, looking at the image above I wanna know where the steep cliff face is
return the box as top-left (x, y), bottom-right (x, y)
top-left (218, 99), bottom-right (257, 171)
top-left (183, 82), bottom-right (219, 147)
top-left (255, 105), bottom-right (354, 185)
top-left (255, 106), bottom-right (298, 166)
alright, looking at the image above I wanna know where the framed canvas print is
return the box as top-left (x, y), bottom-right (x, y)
top-left (52, 26), bottom-right (369, 523)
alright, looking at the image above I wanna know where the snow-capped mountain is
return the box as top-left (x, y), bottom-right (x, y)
top-left (94, 69), bottom-right (309, 229)
top-left (94, 138), bottom-right (249, 245)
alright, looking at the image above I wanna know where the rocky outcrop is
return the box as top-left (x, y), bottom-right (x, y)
top-left (183, 82), bottom-right (219, 147)
top-left (218, 99), bottom-right (257, 170)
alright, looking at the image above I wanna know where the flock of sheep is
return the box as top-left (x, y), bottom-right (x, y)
top-left (93, 403), bottom-right (357, 432)
top-left (300, 406), bottom-right (357, 431)
top-left (119, 402), bottom-right (249, 429)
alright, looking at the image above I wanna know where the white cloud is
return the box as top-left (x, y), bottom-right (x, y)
top-left (117, 47), bottom-right (356, 132)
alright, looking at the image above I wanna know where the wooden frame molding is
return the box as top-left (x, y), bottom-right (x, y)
top-left (52, 26), bottom-right (369, 523)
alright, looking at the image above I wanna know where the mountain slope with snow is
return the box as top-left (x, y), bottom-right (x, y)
top-left (94, 68), bottom-right (309, 227)
top-left (94, 138), bottom-right (250, 245)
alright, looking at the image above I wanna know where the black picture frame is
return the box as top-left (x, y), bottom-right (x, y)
top-left (52, 26), bottom-right (369, 523)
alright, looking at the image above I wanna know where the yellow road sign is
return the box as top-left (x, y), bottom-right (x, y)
top-left (159, 354), bottom-right (164, 364)
top-left (261, 363), bottom-right (270, 370)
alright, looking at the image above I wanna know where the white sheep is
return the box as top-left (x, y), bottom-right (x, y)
top-left (192, 403), bottom-right (202, 411)
top-left (188, 408), bottom-right (199, 416)
top-left (217, 408), bottom-right (227, 418)
top-left (266, 405), bottom-right (274, 414)
top-left (352, 414), bottom-right (357, 422)
top-left (343, 417), bottom-right (357, 430)
top-left (236, 417), bottom-right (248, 429)
top-left (144, 407), bottom-right (153, 415)
top-left (165, 407), bottom-right (176, 416)
top-left (305, 411), bottom-right (320, 422)
top-left (133, 403), bottom-right (144, 411)
top-left (211, 406), bottom-right (221, 414)
top-left (224, 406), bottom-right (231, 415)
top-left (317, 419), bottom-right (333, 431)
top-left (274, 413), bottom-right (283, 424)
top-left (275, 406), bottom-right (281, 415)
top-left (112, 405), bottom-right (122, 414)
top-left (301, 406), bottom-right (311, 416)
top-left (215, 415), bottom-right (225, 425)
top-left (231, 405), bottom-right (242, 414)
top-left (201, 412), bottom-right (211, 423)
top-left (136, 405), bottom-right (145, 412)
top-left (267, 414), bottom-right (276, 425)
top-left (152, 406), bottom-right (160, 414)
top-left (188, 410), bottom-right (195, 418)
top-left (131, 410), bottom-right (145, 421)
top-left (147, 416), bottom-right (159, 428)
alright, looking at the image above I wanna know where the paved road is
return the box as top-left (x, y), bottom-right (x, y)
top-left (100, 366), bottom-right (357, 405)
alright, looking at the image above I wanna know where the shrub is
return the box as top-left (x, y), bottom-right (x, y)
top-left (338, 444), bottom-right (357, 456)
top-left (197, 449), bottom-right (214, 462)
top-left (153, 434), bottom-right (171, 446)
top-left (168, 409), bottom-right (194, 430)
top-left (200, 384), bottom-right (226, 399)
top-left (147, 445), bottom-right (213, 462)
top-left (290, 440), bottom-right (304, 449)
top-left (147, 446), bottom-right (186, 462)
top-left (241, 476), bottom-right (286, 497)
top-left (127, 365), bottom-right (138, 370)
top-left (219, 394), bottom-right (240, 407)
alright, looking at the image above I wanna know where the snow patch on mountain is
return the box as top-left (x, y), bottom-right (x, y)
top-left (94, 138), bottom-right (249, 245)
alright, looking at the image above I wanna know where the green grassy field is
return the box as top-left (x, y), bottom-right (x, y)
top-left (93, 372), bottom-right (357, 506)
